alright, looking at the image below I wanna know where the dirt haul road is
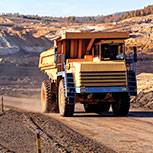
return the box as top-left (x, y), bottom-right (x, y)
top-left (1, 96), bottom-right (153, 153)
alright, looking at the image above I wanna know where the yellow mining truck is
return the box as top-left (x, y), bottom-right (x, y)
top-left (39, 32), bottom-right (137, 116)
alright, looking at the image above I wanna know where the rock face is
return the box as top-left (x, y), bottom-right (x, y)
top-left (137, 73), bottom-right (153, 93)
top-left (0, 30), bottom-right (52, 55)
top-left (101, 14), bottom-right (153, 54)
top-left (0, 14), bottom-right (152, 55)
top-left (131, 73), bottom-right (153, 110)
top-left (131, 91), bottom-right (153, 109)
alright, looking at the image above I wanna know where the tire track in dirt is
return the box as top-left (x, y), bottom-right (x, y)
top-left (0, 107), bottom-right (115, 153)
top-left (23, 111), bottom-right (115, 153)
top-left (50, 105), bottom-right (153, 153)
top-left (23, 114), bottom-right (69, 153)
top-left (0, 143), bottom-right (15, 153)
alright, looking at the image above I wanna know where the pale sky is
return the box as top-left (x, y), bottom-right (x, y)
top-left (0, 0), bottom-right (152, 17)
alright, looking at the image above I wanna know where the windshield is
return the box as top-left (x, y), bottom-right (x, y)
top-left (94, 43), bottom-right (124, 60)
top-left (102, 44), bottom-right (124, 60)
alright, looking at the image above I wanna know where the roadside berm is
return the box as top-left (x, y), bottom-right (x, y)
top-left (131, 73), bottom-right (153, 109)
top-left (0, 106), bottom-right (115, 153)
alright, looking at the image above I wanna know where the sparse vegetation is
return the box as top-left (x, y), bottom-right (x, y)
top-left (1, 5), bottom-right (152, 24)
top-left (122, 5), bottom-right (153, 20)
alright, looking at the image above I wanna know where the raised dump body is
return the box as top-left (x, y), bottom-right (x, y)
top-left (39, 32), bottom-right (137, 116)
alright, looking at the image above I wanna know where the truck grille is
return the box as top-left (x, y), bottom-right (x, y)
top-left (79, 71), bottom-right (127, 87)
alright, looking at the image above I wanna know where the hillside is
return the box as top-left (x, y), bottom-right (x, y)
top-left (1, 5), bottom-right (152, 24)
top-left (0, 16), bottom-right (53, 56)
top-left (0, 14), bottom-right (152, 50)
top-left (0, 5), bottom-right (152, 58)
top-left (102, 14), bottom-right (153, 54)
top-left (0, 13), bottom-right (152, 66)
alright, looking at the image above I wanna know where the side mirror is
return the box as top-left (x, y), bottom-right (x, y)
top-left (133, 47), bottom-right (137, 62)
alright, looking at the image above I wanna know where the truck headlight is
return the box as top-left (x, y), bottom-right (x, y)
top-left (116, 53), bottom-right (124, 60)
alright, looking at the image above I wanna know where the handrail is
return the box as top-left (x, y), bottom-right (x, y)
top-left (56, 53), bottom-right (66, 72)
top-left (126, 52), bottom-right (136, 72)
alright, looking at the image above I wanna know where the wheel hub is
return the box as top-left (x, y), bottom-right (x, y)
top-left (42, 89), bottom-right (46, 105)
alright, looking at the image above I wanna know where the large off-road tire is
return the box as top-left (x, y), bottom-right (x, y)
top-left (112, 93), bottom-right (130, 116)
top-left (58, 79), bottom-right (74, 117)
top-left (41, 80), bottom-right (58, 113)
top-left (97, 103), bottom-right (110, 113)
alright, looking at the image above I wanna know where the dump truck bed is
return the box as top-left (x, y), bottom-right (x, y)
top-left (39, 47), bottom-right (57, 79)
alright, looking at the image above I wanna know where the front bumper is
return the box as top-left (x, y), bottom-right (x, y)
top-left (76, 86), bottom-right (129, 93)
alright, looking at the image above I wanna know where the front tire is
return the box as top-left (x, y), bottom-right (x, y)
top-left (112, 93), bottom-right (130, 116)
top-left (58, 79), bottom-right (74, 117)
top-left (41, 80), bottom-right (58, 113)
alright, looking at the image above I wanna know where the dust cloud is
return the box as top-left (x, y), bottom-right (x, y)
top-left (2, 96), bottom-right (42, 112)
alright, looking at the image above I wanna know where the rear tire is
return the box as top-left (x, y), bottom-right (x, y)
top-left (41, 80), bottom-right (58, 113)
top-left (58, 79), bottom-right (74, 117)
top-left (112, 93), bottom-right (130, 116)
